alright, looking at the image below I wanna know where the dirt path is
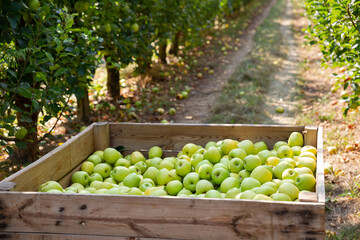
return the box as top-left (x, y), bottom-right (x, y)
top-left (174, 0), bottom-right (278, 123)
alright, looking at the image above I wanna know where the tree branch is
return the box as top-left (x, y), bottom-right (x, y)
top-left (340, 0), bottom-right (360, 35)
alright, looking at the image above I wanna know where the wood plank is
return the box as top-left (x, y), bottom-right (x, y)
top-left (0, 192), bottom-right (325, 239)
top-left (109, 123), bottom-right (305, 154)
top-left (0, 124), bottom-right (95, 191)
top-left (316, 127), bottom-right (325, 203)
top-left (303, 125), bottom-right (318, 148)
top-left (93, 122), bottom-right (110, 151)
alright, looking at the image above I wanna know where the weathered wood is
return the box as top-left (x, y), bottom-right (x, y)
top-left (93, 122), bottom-right (110, 151)
top-left (0, 181), bottom-right (16, 191)
top-left (298, 191), bottom-right (318, 202)
top-left (0, 192), bottom-right (325, 239)
top-left (0, 123), bottom-right (95, 191)
top-left (1, 233), bottom-right (169, 240)
top-left (303, 125), bottom-right (318, 148)
top-left (316, 127), bottom-right (325, 203)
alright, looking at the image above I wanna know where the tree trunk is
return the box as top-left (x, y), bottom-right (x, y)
top-left (170, 32), bottom-right (181, 56)
top-left (105, 56), bottom-right (120, 99)
top-left (159, 42), bottom-right (167, 64)
top-left (12, 95), bottom-right (40, 164)
top-left (76, 88), bottom-right (91, 124)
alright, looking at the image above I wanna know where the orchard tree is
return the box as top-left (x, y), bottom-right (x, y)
top-left (0, 0), bottom-right (99, 163)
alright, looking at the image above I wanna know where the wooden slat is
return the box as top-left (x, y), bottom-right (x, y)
top-left (93, 122), bottom-right (110, 151)
top-left (0, 124), bottom-right (95, 191)
top-left (303, 126), bottom-right (318, 148)
top-left (316, 127), bottom-right (325, 203)
top-left (109, 123), bottom-right (305, 152)
top-left (0, 192), bottom-right (325, 239)
top-left (299, 191), bottom-right (318, 202)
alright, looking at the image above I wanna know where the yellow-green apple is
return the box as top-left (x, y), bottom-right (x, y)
top-left (301, 145), bottom-right (317, 155)
top-left (258, 150), bottom-right (276, 164)
top-left (195, 147), bottom-right (206, 154)
top-left (273, 141), bottom-right (288, 150)
top-left (148, 146), bottom-right (163, 158)
top-left (239, 169), bottom-right (251, 181)
top-left (195, 160), bottom-right (213, 172)
top-left (203, 146), bottom-right (222, 164)
top-left (262, 181), bottom-right (278, 191)
top-left (236, 190), bottom-right (256, 200)
top-left (149, 157), bottom-right (162, 168)
top-left (205, 141), bottom-right (217, 149)
top-left (169, 169), bottom-right (182, 181)
top-left (183, 172), bottom-right (200, 192)
top-left (114, 158), bottom-right (131, 168)
top-left (166, 180), bottom-right (183, 196)
top-left (253, 194), bottom-right (273, 201)
top-left (198, 164), bottom-right (213, 180)
top-left (144, 186), bottom-right (164, 195)
top-left (294, 167), bottom-right (314, 176)
top-left (159, 159), bottom-right (175, 170)
top-left (150, 189), bottom-right (168, 196)
top-left (156, 168), bottom-right (173, 186)
top-left (182, 143), bottom-right (199, 157)
top-left (292, 146), bottom-right (302, 156)
top-left (278, 182), bottom-right (300, 201)
top-left (134, 161), bottom-right (147, 174)
top-left (81, 161), bottom-right (94, 174)
top-left (164, 157), bottom-right (178, 165)
top-left (110, 166), bottom-right (130, 182)
top-left (214, 163), bottom-right (229, 170)
top-left (271, 193), bottom-right (292, 201)
top-left (71, 171), bottom-right (90, 186)
top-left (190, 153), bottom-right (204, 168)
top-left (205, 189), bottom-right (222, 198)
top-left (237, 140), bottom-right (255, 155)
top-left (143, 167), bottom-right (160, 184)
top-left (93, 163), bottom-right (112, 179)
top-left (288, 132), bottom-right (304, 147)
top-left (250, 166), bottom-right (272, 184)
top-left (94, 189), bottom-right (108, 194)
top-left (90, 180), bottom-right (103, 190)
top-left (211, 167), bottom-right (230, 185)
top-left (295, 173), bottom-right (316, 191)
top-left (282, 168), bottom-right (299, 181)
top-left (64, 187), bottom-right (78, 193)
top-left (178, 154), bottom-right (190, 162)
top-left (177, 188), bottom-right (193, 196)
top-left (140, 178), bottom-right (155, 186)
top-left (255, 185), bottom-right (276, 196)
top-left (265, 156), bottom-right (280, 166)
top-left (220, 156), bottom-right (230, 167)
top-left (127, 187), bottom-right (144, 195)
top-left (129, 166), bottom-right (142, 175)
top-left (220, 139), bottom-right (238, 155)
top-left (277, 145), bottom-right (293, 158)
top-left (273, 161), bottom-right (294, 179)
top-left (196, 179), bottom-right (214, 194)
top-left (46, 189), bottom-right (63, 193)
top-left (228, 157), bottom-right (244, 173)
top-left (298, 157), bottom-right (316, 172)
top-left (87, 155), bottom-right (102, 165)
top-left (279, 157), bottom-right (296, 167)
top-left (299, 152), bottom-right (317, 161)
top-left (130, 151), bottom-right (146, 165)
top-left (100, 181), bottom-right (113, 190)
top-left (93, 150), bottom-right (104, 160)
top-left (240, 177), bottom-right (261, 192)
top-left (175, 159), bottom-right (192, 176)
top-left (123, 173), bottom-right (141, 188)
top-left (220, 177), bottom-right (240, 193)
top-left (225, 188), bottom-right (242, 198)
top-left (139, 182), bottom-right (154, 192)
top-left (105, 188), bottom-right (122, 195)
top-left (243, 155), bottom-right (262, 171)
top-left (85, 187), bottom-right (96, 194)
top-left (104, 177), bottom-right (117, 184)
top-left (103, 147), bottom-right (122, 165)
top-left (228, 148), bottom-right (247, 160)
top-left (253, 141), bottom-right (268, 154)
top-left (38, 181), bottom-right (63, 192)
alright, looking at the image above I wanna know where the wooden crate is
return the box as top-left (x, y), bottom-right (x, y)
top-left (0, 123), bottom-right (325, 239)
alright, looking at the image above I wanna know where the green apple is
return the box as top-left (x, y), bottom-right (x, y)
top-left (166, 180), bottom-right (183, 196)
top-left (205, 141), bottom-right (217, 149)
top-left (237, 140), bottom-right (255, 155)
top-left (228, 157), bottom-right (244, 173)
top-left (81, 161), bottom-right (94, 175)
top-left (38, 181), bottom-right (63, 192)
top-left (220, 139), bottom-right (238, 155)
top-left (164, 157), bottom-right (178, 165)
top-left (220, 177), bottom-right (240, 193)
top-left (299, 152), bottom-right (317, 161)
top-left (273, 141), bottom-right (288, 150)
top-left (143, 166), bottom-right (160, 184)
top-left (203, 146), bottom-right (222, 164)
top-left (130, 151), bottom-right (146, 165)
top-left (114, 158), bottom-right (131, 168)
top-left (148, 146), bottom-right (163, 158)
top-left (156, 168), bottom-right (173, 186)
top-left (298, 157), bottom-right (316, 173)
top-left (213, 163), bottom-right (229, 170)
top-left (144, 186), bottom-right (164, 195)
top-left (253, 141), bottom-right (268, 154)
top-left (228, 148), bottom-right (247, 160)
top-left (294, 167), bottom-right (314, 176)
top-left (93, 163), bottom-right (111, 179)
top-left (195, 160), bottom-right (213, 173)
top-left (127, 187), bottom-right (143, 195)
top-left (90, 180), bottom-right (103, 190)
top-left (236, 190), bottom-right (256, 200)
top-left (182, 143), bottom-right (199, 157)
top-left (94, 189), bottom-right (108, 194)
top-left (211, 167), bottom-right (230, 185)
top-left (104, 177), bottom-right (117, 184)
top-left (159, 159), bottom-right (175, 170)
top-left (253, 194), bottom-right (273, 201)
top-left (194, 148), bottom-right (205, 155)
top-left (134, 161), bottom-right (148, 174)
top-left (258, 150), bottom-right (276, 165)
top-left (64, 186), bottom-right (78, 193)
top-left (46, 189), bottom-right (63, 194)
top-left (150, 189), bottom-right (167, 196)
top-left (243, 155), bottom-right (262, 172)
top-left (183, 172), bottom-right (200, 192)
top-left (278, 182), bottom-right (300, 201)
top-left (149, 157), bottom-right (162, 168)
top-left (87, 155), bottom-right (102, 165)
top-left (177, 188), bottom-right (193, 196)
top-left (255, 185), bottom-right (276, 196)
top-left (225, 188), bottom-right (241, 198)
top-left (273, 161), bottom-right (294, 179)
top-left (175, 159), bottom-right (192, 177)
top-left (277, 145), bottom-right (293, 158)
top-left (198, 164), bottom-right (213, 180)
top-left (282, 168), bottom-right (299, 181)
top-left (103, 148), bottom-right (122, 165)
top-left (295, 173), bottom-right (316, 191)
top-left (140, 178), bottom-right (155, 186)
top-left (70, 183), bottom-right (85, 191)
top-left (123, 173), bottom-right (141, 188)
top-left (250, 166), bottom-right (272, 184)
top-left (93, 150), bottom-right (104, 160)
top-left (169, 169), bottom-right (182, 181)
top-left (205, 189), bottom-right (222, 198)
top-left (71, 171), bottom-right (90, 186)
top-left (110, 166), bottom-right (130, 182)
top-left (196, 179), bottom-right (214, 194)
top-left (239, 169), bottom-right (251, 181)
top-left (100, 181), bottom-right (113, 190)
top-left (292, 146), bottom-right (302, 156)
top-left (288, 132), bottom-right (304, 147)
top-left (139, 182), bottom-right (155, 192)
top-left (301, 145), bottom-right (317, 155)
top-left (220, 155), bottom-right (230, 166)
top-left (272, 179), bottom-right (282, 188)
top-left (271, 193), bottom-right (292, 201)
top-left (178, 154), bottom-right (190, 162)
top-left (262, 181), bottom-right (278, 191)
top-left (29, 0), bottom-right (40, 11)
top-left (85, 187), bottom-right (96, 194)
top-left (265, 156), bottom-right (280, 167)
top-left (240, 177), bottom-right (261, 192)
top-left (279, 158), bottom-right (296, 168)
top-left (280, 179), bottom-right (296, 186)
top-left (105, 188), bottom-right (122, 195)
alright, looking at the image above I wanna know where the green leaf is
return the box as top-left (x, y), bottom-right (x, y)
top-left (18, 87), bottom-right (32, 99)
top-left (35, 72), bottom-right (47, 82)
top-left (16, 141), bottom-right (27, 149)
top-left (54, 68), bottom-right (67, 77)
top-left (7, 69), bottom-right (17, 79)
top-left (45, 52), bottom-right (54, 63)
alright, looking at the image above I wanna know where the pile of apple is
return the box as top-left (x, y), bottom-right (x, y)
top-left (38, 132), bottom-right (318, 201)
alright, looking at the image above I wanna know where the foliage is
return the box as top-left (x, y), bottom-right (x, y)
top-left (303, 0), bottom-right (360, 115)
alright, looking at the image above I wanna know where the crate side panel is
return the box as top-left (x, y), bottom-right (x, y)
top-left (0, 192), bottom-right (325, 239)
top-left (316, 127), bottom-right (325, 203)
top-left (0, 233), bottom-right (170, 240)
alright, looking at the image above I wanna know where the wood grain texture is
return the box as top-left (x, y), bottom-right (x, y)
top-left (0, 192), bottom-right (325, 240)
top-left (93, 122), bottom-right (110, 151)
top-left (316, 127), bottom-right (325, 203)
top-left (304, 126), bottom-right (318, 148)
top-left (0, 124), bottom-right (95, 191)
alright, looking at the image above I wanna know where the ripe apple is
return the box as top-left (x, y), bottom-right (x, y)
top-left (294, 167), bottom-right (314, 176)
top-left (250, 166), bottom-right (272, 184)
top-left (205, 189), bottom-right (222, 198)
top-left (198, 164), bottom-right (213, 180)
top-left (282, 168), bottom-right (299, 181)
top-left (258, 150), bottom-right (275, 164)
top-left (89, 173), bottom-right (103, 183)
top-left (169, 169), bottom-right (182, 182)
top-left (156, 168), bottom-right (173, 186)
top-left (220, 139), bottom-right (238, 155)
top-left (240, 177), bottom-right (261, 192)
top-left (213, 163), bottom-right (228, 170)
top-left (177, 188), bottom-right (193, 196)
top-left (123, 173), bottom-right (141, 188)
top-left (144, 186), bottom-right (164, 195)
top-left (110, 166), bottom-right (130, 182)
top-left (104, 177), bottom-right (117, 184)
top-left (159, 159), bottom-right (175, 170)
top-left (239, 169), bottom-right (251, 181)
top-left (220, 177), bottom-right (240, 193)
top-left (278, 182), bottom-right (300, 201)
top-left (301, 145), bottom-right (317, 155)
top-left (277, 145), bottom-right (293, 158)
top-left (228, 148), bottom-right (247, 160)
top-left (175, 159), bottom-right (192, 177)
top-left (273, 141), bottom-right (287, 150)
top-left (151, 189), bottom-right (168, 196)
top-left (196, 179), bottom-right (214, 194)
top-left (299, 152), bottom-right (317, 161)
top-left (149, 157), bottom-right (162, 168)
top-left (211, 167), bottom-right (230, 185)
top-left (169, 108), bottom-right (176, 115)
top-left (195, 160), bottom-right (213, 173)
top-left (253, 141), bottom-right (268, 154)
top-left (114, 158), bottom-right (131, 168)
top-left (130, 151), bottom-right (146, 165)
top-left (225, 188), bottom-right (241, 198)
top-left (273, 161), bottom-right (294, 179)
top-left (228, 157), bottom-right (244, 173)
top-left (295, 173), bottom-right (316, 191)
top-left (28, 0), bottom-right (40, 11)
top-left (87, 155), bottom-right (102, 165)
top-left (255, 185), bottom-right (276, 196)
top-left (71, 171), bottom-right (90, 186)
top-left (81, 161), bottom-right (94, 174)
top-left (103, 148), bottom-right (122, 165)
top-left (38, 181), bottom-right (63, 192)
top-left (253, 194), bottom-right (273, 201)
top-left (94, 189), bottom-right (108, 194)
top-left (90, 180), bottom-right (102, 190)
top-left (288, 132), bottom-right (304, 147)
top-left (166, 180), bottom-right (183, 196)
top-left (243, 155), bottom-right (262, 172)
top-left (203, 146), bottom-right (222, 164)
top-left (182, 143), bottom-right (199, 157)
top-left (139, 182), bottom-right (154, 192)
top-left (262, 181), bottom-right (278, 191)
top-left (237, 140), bottom-right (255, 155)
top-left (236, 190), bottom-right (256, 200)
top-left (271, 193), bottom-right (292, 201)
top-left (298, 157), bottom-right (316, 173)
top-left (129, 166), bottom-right (142, 175)
top-left (292, 146), bottom-right (302, 156)
top-left (279, 158), bottom-right (296, 167)
top-left (85, 187), bottom-right (96, 194)
top-left (164, 157), bottom-right (177, 165)
top-left (265, 156), bottom-right (280, 167)
top-left (143, 166), bottom-right (160, 184)
top-left (105, 188), bottom-right (122, 195)
top-left (100, 181), bottom-right (113, 190)
top-left (148, 146), bottom-right (163, 158)
top-left (127, 187), bottom-right (143, 195)
top-left (205, 141), bottom-right (217, 149)
top-left (183, 172), bottom-right (200, 192)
